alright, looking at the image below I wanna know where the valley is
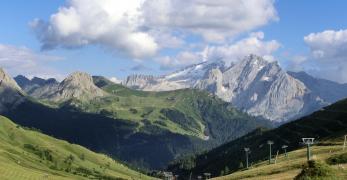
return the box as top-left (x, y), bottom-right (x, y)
top-left (1, 1), bottom-right (346, 179)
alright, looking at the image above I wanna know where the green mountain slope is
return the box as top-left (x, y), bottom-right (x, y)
top-left (92, 76), bottom-right (272, 141)
top-left (0, 116), bottom-right (154, 180)
top-left (169, 98), bottom-right (347, 178)
top-left (5, 76), bottom-right (272, 169)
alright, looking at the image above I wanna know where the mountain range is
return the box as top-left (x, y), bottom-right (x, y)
top-left (123, 54), bottom-right (347, 122)
top-left (0, 67), bottom-right (271, 169)
top-left (2, 53), bottom-right (347, 172)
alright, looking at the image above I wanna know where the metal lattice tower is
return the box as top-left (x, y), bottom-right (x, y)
top-left (203, 173), bottom-right (211, 179)
top-left (267, 140), bottom-right (274, 164)
top-left (244, 147), bottom-right (250, 169)
top-left (282, 145), bottom-right (288, 158)
top-left (302, 138), bottom-right (315, 161)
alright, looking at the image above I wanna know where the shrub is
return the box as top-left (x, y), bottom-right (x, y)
top-left (75, 166), bottom-right (93, 175)
top-left (326, 152), bottom-right (347, 165)
top-left (79, 153), bottom-right (85, 161)
top-left (129, 108), bottom-right (138, 114)
top-left (294, 160), bottom-right (337, 180)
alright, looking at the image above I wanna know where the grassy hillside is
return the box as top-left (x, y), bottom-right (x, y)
top-left (169, 98), bottom-right (347, 178)
top-left (91, 76), bottom-right (271, 140)
top-left (4, 77), bottom-right (271, 169)
top-left (0, 116), bottom-right (154, 180)
top-left (213, 137), bottom-right (347, 180)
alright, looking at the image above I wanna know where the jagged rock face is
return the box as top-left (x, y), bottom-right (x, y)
top-left (0, 68), bottom-right (24, 112)
top-left (123, 75), bottom-right (157, 89)
top-left (214, 56), bottom-right (310, 121)
top-left (15, 75), bottom-right (59, 94)
top-left (195, 68), bottom-right (224, 97)
top-left (33, 72), bottom-right (105, 102)
top-left (123, 61), bottom-right (225, 91)
top-left (288, 71), bottom-right (347, 103)
top-left (123, 55), bottom-right (347, 122)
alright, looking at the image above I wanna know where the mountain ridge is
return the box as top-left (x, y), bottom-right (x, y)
top-left (2, 68), bottom-right (272, 169)
top-left (122, 55), bottom-right (347, 122)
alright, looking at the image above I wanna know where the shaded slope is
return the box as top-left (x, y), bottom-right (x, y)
top-left (0, 116), bottom-right (154, 180)
top-left (169, 98), bottom-right (347, 177)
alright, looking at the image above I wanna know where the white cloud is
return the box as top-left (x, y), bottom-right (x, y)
top-left (30, 0), bottom-right (158, 59)
top-left (202, 32), bottom-right (280, 64)
top-left (0, 44), bottom-right (64, 79)
top-left (157, 51), bottom-right (203, 70)
top-left (142, 0), bottom-right (278, 42)
top-left (157, 32), bottom-right (280, 69)
top-left (302, 29), bottom-right (347, 83)
top-left (304, 29), bottom-right (347, 61)
top-left (31, 0), bottom-right (277, 59)
top-left (109, 77), bottom-right (122, 84)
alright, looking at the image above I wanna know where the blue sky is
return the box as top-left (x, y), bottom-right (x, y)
top-left (1, 0), bottom-right (347, 83)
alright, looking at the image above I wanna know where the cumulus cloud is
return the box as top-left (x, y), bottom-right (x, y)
top-left (157, 51), bottom-right (203, 70)
top-left (303, 29), bottom-right (347, 83)
top-left (142, 0), bottom-right (278, 42)
top-left (31, 0), bottom-right (277, 59)
top-left (30, 0), bottom-right (158, 59)
top-left (0, 44), bottom-right (64, 79)
top-left (202, 32), bottom-right (280, 64)
top-left (304, 29), bottom-right (347, 61)
top-left (157, 32), bottom-right (280, 69)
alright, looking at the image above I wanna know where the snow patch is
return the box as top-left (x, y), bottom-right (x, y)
top-left (251, 93), bottom-right (258, 102)
top-left (261, 76), bottom-right (271, 81)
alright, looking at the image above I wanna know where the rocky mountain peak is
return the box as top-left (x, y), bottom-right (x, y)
top-left (62, 72), bottom-right (95, 88)
top-left (0, 68), bottom-right (24, 112)
top-left (122, 54), bottom-right (347, 122)
top-left (24, 71), bottom-right (105, 102)
top-left (0, 68), bottom-right (22, 91)
top-left (53, 71), bottom-right (105, 101)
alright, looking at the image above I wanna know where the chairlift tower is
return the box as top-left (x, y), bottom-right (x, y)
top-left (282, 145), bottom-right (288, 158)
top-left (267, 140), bottom-right (274, 164)
top-left (244, 147), bottom-right (250, 169)
top-left (302, 138), bottom-right (315, 161)
top-left (203, 173), bottom-right (211, 179)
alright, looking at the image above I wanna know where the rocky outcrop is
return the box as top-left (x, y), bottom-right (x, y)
top-left (31, 72), bottom-right (106, 102)
top-left (0, 68), bottom-right (24, 112)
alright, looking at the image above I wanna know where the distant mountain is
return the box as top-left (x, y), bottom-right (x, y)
top-left (123, 54), bottom-right (347, 122)
top-left (168, 98), bottom-right (347, 178)
top-left (0, 115), bottom-right (154, 180)
top-left (14, 75), bottom-right (58, 92)
top-left (288, 71), bottom-right (347, 103)
top-left (2, 68), bottom-right (271, 169)
top-left (0, 68), bottom-right (24, 113)
top-left (18, 72), bottom-right (106, 102)
top-left (124, 61), bottom-right (225, 91)
top-left (14, 75), bottom-right (59, 97)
